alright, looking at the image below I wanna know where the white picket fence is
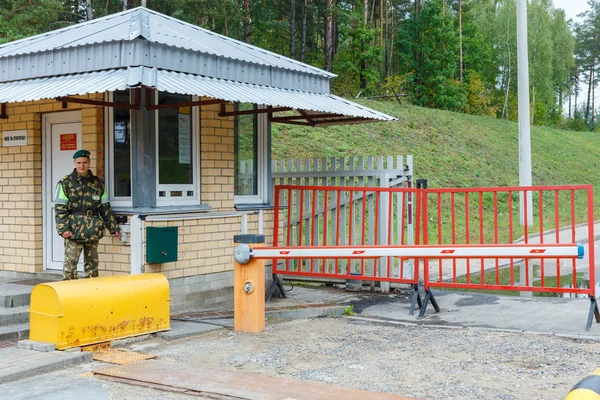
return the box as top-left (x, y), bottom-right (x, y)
top-left (268, 155), bottom-right (415, 287)
top-left (271, 155), bottom-right (412, 189)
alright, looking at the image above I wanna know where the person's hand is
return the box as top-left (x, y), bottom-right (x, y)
top-left (61, 231), bottom-right (73, 239)
top-left (114, 230), bottom-right (122, 241)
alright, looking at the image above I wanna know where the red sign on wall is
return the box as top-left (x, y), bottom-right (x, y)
top-left (60, 134), bottom-right (77, 151)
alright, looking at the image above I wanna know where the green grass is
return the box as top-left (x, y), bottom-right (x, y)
top-left (272, 100), bottom-right (600, 222)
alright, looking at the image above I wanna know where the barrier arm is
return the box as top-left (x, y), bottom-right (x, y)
top-left (251, 243), bottom-right (585, 260)
top-left (245, 243), bottom-right (585, 321)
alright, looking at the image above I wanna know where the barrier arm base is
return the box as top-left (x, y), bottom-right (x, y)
top-left (586, 296), bottom-right (600, 331)
top-left (417, 289), bottom-right (440, 319)
top-left (266, 274), bottom-right (287, 302)
top-left (408, 284), bottom-right (422, 316)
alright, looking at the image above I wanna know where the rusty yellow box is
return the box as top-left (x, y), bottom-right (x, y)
top-left (29, 273), bottom-right (170, 349)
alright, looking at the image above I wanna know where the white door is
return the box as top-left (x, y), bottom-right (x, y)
top-left (43, 112), bottom-right (83, 271)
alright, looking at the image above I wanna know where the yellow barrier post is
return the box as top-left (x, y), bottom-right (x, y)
top-left (233, 234), bottom-right (266, 333)
top-left (565, 368), bottom-right (600, 399)
top-left (29, 273), bottom-right (170, 349)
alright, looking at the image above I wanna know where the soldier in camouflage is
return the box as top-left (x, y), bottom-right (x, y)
top-left (55, 150), bottom-right (121, 280)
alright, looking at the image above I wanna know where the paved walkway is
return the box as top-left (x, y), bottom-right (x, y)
top-left (0, 346), bottom-right (91, 384)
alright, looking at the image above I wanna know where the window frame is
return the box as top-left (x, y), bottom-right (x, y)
top-left (234, 104), bottom-right (269, 205)
top-left (154, 92), bottom-right (201, 207)
top-left (106, 91), bottom-right (133, 207)
top-left (106, 90), bottom-right (202, 208)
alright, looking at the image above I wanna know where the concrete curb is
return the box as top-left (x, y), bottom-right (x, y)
top-left (266, 305), bottom-right (347, 319)
top-left (0, 349), bottom-right (92, 384)
top-left (161, 305), bottom-right (347, 341)
top-left (348, 315), bottom-right (600, 342)
top-left (158, 321), bottom-right (224, 340)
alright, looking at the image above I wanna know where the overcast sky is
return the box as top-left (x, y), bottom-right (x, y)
top-left (553, 0), bottom-right (589, 22)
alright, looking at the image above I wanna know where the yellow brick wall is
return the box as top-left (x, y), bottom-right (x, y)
top-left (200, 102), bottom-right (235, 211)
top-left (142, 211), bottom-right (275, 280)
top-left (97, 219), bottom-right (131, 276)
top-left (0, 95), bottom-right (104, 273)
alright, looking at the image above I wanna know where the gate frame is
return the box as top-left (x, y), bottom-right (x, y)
top-left (262, 183), bottom-right (598, 328)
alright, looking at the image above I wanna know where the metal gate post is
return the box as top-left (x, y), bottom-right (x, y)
top-left (233, 234), bottom-right (266, 333)
top-left (378, 171), bottom-right (391, 292)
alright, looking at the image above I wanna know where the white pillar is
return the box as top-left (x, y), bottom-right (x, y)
top-left (516, 0), bottom-right (533, 226)
top-left (517, 0), bottom-right (534, 297)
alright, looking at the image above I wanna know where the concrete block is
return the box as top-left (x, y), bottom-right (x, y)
top-left (182, 275), bottom-right (201, 286)
top-left (157, 320), bottom-right (222, 340)
top-left (63, 347), bottom-right (82, 353)
top-left (0, 324), bottom-right (29, 341)
top-left (209, 280), bottom-right (222, 290)
top-left (0, 306), bottom-right (29, 326)
top-left (18, 340), bottom-right (55, 352)
top-left (16, 340), bottom-right (33, 350)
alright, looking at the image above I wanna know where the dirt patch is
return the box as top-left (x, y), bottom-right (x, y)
top-left (137, 314), bottom-right (599, 400)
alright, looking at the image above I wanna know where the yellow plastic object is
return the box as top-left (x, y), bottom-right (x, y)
top-left (29, 274), bottom-right (170, 350)
top-left (565, 368), bottom-right (600, 400)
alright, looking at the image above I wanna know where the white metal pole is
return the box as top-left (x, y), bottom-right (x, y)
top-left (516, 0), bottom-right (534, 296)
top-left (516, 0), bottom-right (533, 226)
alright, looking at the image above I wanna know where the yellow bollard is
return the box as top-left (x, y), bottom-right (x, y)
top-left (233, 234), bottom-right (265, 333)
top-left (565, 368), bottom-right (600, 400)
top-left (29, 273), bottom-right (170, 349)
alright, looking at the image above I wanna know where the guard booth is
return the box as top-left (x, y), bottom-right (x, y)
top-left (0, 7), bottom-right (395, 311)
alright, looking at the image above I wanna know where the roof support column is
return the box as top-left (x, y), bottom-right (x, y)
top-left (131, 88), bottom-right (156, 208)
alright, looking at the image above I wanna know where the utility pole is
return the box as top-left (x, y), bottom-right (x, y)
top-left (516, 0), bottom-right (532, 226)
top-left (516, 0), bottom-right (533, 296)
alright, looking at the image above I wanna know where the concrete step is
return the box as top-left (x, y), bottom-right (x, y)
top-left (0, 323), bottom-right (29, 341)
top-left (0, 292), bottom-right (31, 308)
top-left (0, 306), bottom-right (29, 327)
top-left (0, 276), bottom-right (60, 308)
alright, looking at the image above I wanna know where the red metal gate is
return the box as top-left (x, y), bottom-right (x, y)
top-left (248, 184), bottom-right (598, 329)
top-left (421, 185), bottom-right (595, 297)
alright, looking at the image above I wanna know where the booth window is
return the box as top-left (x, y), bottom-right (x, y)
top-left (110, 91), bottom-right (132, 205)
top-left (156, 92), bottom-right (199, 205)
top-left (234, 103), bottom-right (268, 205)
top-left (108, 90), bottom-right (200, 208)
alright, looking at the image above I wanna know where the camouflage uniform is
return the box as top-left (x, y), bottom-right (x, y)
top-left (55, 169), bottom-right (120, 280)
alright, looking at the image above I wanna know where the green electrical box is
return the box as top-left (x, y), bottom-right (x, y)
top-left (146, 227), bottom-right (178, 263)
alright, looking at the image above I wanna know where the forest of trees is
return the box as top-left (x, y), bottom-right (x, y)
top-left (0, 0), bottom-right (599, 131)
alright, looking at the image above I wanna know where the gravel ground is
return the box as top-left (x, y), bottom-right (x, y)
top-left (124, 316), bottom-right (600, 400)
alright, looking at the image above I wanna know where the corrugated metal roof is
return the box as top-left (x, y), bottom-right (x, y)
top-left (0, 67), bottom-right (395, 122)
top-left (0, 68), bottom-right (132, 103)
top-left (0, 7), bottom-right (334, 79)
top-left (156, 70), bottom-right (394, 121)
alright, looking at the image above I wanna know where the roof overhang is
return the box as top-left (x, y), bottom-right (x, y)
top-left (0, 67), bottom-right (396, 126)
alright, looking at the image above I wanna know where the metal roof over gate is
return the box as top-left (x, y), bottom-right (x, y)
top-left (0, 7), bottom-right (395, 125)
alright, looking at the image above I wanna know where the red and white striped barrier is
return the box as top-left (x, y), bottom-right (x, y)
top-left (251, 243), bottom-right (584, 260)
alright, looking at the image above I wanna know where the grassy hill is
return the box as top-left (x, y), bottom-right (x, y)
top-left (272, 100), bottom-right (600, 216)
